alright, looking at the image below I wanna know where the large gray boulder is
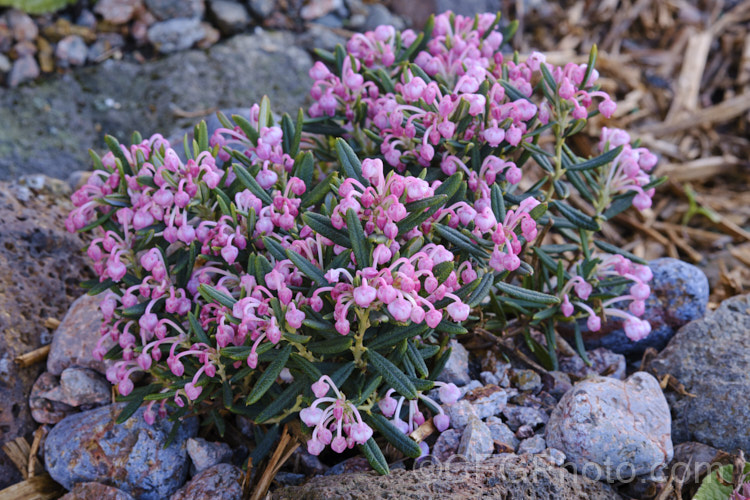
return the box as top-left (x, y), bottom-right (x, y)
top-left (546, 372), bottom-right (673, 481)
top-left (0, 31), bottom-right (312, 181)
top-left (650, 294), bottom-right (750, 455)
top-left (273, 454), bottom-right (621, 499)
top-left (45, 403), bottom-right (198, 499)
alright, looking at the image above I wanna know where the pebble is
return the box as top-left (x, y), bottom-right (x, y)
top-left (58, 367), bottom-right (111, 406)
top-left (511, 369), bottom-right (542, 392)
top-left (0, 18), bottom-right (11, 53)
top-left (56, 35), bottom-right (88, 68)
top-left (0, 53), bottom-right (11, 73)
top-left (94, 0), bottom-right (142, 25)
top-left (148, 18), bottom-right (206, 53)
top-left (7, 9), bottom-right (37, 42)
top-left (479, 370), bottom-right (499, 386)
top-left (59, 482), bottom-right (135, 500)
top-left (463, 384), bottom-right (507, 419)
top-left (300, 0), bottom-right (345, 20)
top-left (324, 456), bottom-right (371, 476)
top-left (29, 372), bottom-right (75, 424)
top-left (170, 463), bottom-right (243, 500)
top-left (209, 0), bottom-right (251, 34)
top-left (518, 435), bottom-right (546, 455)
top-left (443, 400), bottom-right (478, 431)
top-left (362, 3), bottom-right (404, 31)
top-left (47, 294), bottom-right (113, 376)
top-left (290, 447), bottom-right (329, 475)
top-left (45, 403), bottom-right (198, 499)
top-left (187, 437), bottom-right (233, 473)
top-left (539, 447), bottom-right (566, 467)
top-left (146, 0), bottom-right (206, 20)
top-left (7, 55), bottom-right (39, 87)
top-left (457, 417), bottom-right (493, 462)
top-left (87, 33), bottom-right (126, 62)
top-left (296, 23), bottom-right (347, 52)
top-left (13, 40), bottom-right (36, 57)
top-left (546, 372), bottom-right (673, 481)
top-left (246, 0), bottom-right (275, 19)
top-left (436, 340), bottom-right (471, 387)
top-left (274, 472), bottom-right (305, 486)
top-left (431, 428), bottom-right (461, 462)
top-left (486, 416), bottom-right (519, 452)
top-left (196, 22), bottom-right (221, 49)
top-left (542, 371), bottom-right (573, 399)
top-left (650, 294), bottom-right (750, 455)
top-left (76, 9), bottom-right (98, 30)
top-left (502, 405), bottom-right (549, 432)
top-left (559, 348), bottom-right (627, 381)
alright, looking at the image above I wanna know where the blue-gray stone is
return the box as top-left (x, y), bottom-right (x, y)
top-left (45, 403), bottom-right (198, 500)
top-left (435, 340), bottom-right (471, 386)
top-left (585, 258), bottom-right (709, 356)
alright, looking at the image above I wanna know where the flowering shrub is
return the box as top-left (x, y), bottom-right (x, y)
top-left (67, 10), bottom-right (663, 472)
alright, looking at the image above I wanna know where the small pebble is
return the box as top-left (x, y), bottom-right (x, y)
top-left (511, 369), bottom-right (543, 392)
top-left (436, 340), bottom-right (471, 387)
top-left (7, 55), bottom-right (39, 87)
top-left (457, 417), bottom-right (493, 462)
top-left (187, 437), bottom-right (233, 473)
top-left (431, 428), bottom-right (460, 462)
top-left (8, 9), bottom-right (38, 42)
top-left (518, 435), bottom-right (547, 455)
top-left (56, 35), bottom-right (88, 68)
top-left (444, 400), bottom-right (478, 431)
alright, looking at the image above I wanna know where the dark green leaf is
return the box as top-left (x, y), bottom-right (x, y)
top-left (246, 344), bottom-right (292, 405)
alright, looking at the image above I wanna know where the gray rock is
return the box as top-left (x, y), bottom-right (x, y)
top-left (0, 179), bottom-right (92, 487)
top-left (148, 18), bottom-right (206, 53)
top-left (543, 371), bottom-right (573, 399)
top-left (435, 0), bottom-right (501, 18)
top-left (559, 348), bottom-right (627, 381)
top-left (486, 416), bottom-right (519, 451)
top-left (546, 372), bottom-right (673, 481)
top-left (7, 9), bottom-right (37, 41)
top-left (518, 435), bottom-right (546, 455)
top-left (362, 4), bottom-right (404, 32)
top-left (60, 482), bottom-right (135, 500)
top-left (324, 456), bottom-right (371, 476)
top-left (290, 447), bottom-right (329, 475)
top-left (435, 340), bottom-right (471, 387)
top-left (457, 417), bottom-right (493, 462)
top-left (187, 437), bottom-right (233, 473)
top-left (0, 53), bottom-right (10, 73)
top-left (48, 294), bottom-right (113, 376)
top-left (479, 370), bottom-right (500, 386)
top-left (274, 472), bottom-right (305, 486)
top-left (273, 454), bottom-right (622, 499)
top-left (209, 0), bottom-right (251, 34)
top-left (459, 379), bottom-right (482, 397)
top-left (300, 0), bottom-right (344, 20)
top-left (45, 403), bottom-right (198, 500)
top-left (87, 33), bottom-right (126, 63)
top-left (246, 0), bottom-right (275, 19)
top-left (540, 447), bottom-right (566, 467)
top-left (443, 400), bottom-right (477, 431)
top-left (0, 31), bottom-right (312, 181)
top-left (431, 428), bottom-right (460, 462)
top-left (94, 0), bottom-right (142, 24)
top-left (59, 367), bottom-right (111, 406)
top-left (297, 23), bottom-right (347, 53)
top-left (650, 294), bottom-right (750, 455)
top-left (29, 372), bottom-right (76, 424)
top-left (146, 0), bottom-right (206, 20)
top-left (502, 405), bottom-right (549, 432)
top-left (465, 385), bottom-right (507, 419)
top-left (585, 258), bottom-right (709, 356)
top-left (56, 35), bottom-right (88, 68)
top-left (76, 9), bottom-right (98, 30)
top-left (511, 369), bottom-right (543, 392)
top-left (170, 463), bottom-right (243, 500)
top-left (7, 55), bottom-right (39, 87)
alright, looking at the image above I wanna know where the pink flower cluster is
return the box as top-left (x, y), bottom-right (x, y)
top-left (300, 376), bottom-right (374, 455)
top-left (378, 381), bottom-right (460, 435)
top-left (559, 254), bottom-right (653, 341)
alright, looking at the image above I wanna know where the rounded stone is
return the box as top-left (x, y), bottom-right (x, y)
top-left (45, 403), bottom-right (198, 499)
top-left (546, 372), bottom-right (673, 481)
top-left (170, 463), bottom-right (243, 500)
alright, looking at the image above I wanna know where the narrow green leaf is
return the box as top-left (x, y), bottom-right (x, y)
top-left (593, 240), bottom-right (648, 265)
top-left (302, 212), bottom-right (351, 247)
top-left (494, 281), bottom-right (560, 304)
top-left (198, 284), bottom-right (237, 308)
top-left (567, 146), bottom-right (623, 171)
top-left (366, 350), bottom-right (417, 399)
top-left (232, 162), bottom-right (273, 205)
top-left (346, 208), bottom-right (371, 268)
top-left (246, 344), bottom-right (292, 405)
top-left (255, 379), bottom-right (306, 423)
top-left (286, 248), bottom-right (329, 286)
top-left (551, 200), bottom-right (601, 231)
top-left (307, 336), bottom-right (352, 355)
top-left (359, 437), bottom-right (389, 475)
top-left (364, 413), bottom-right (422, 458)
top-left (335, 138), bottom-right (367, 186)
